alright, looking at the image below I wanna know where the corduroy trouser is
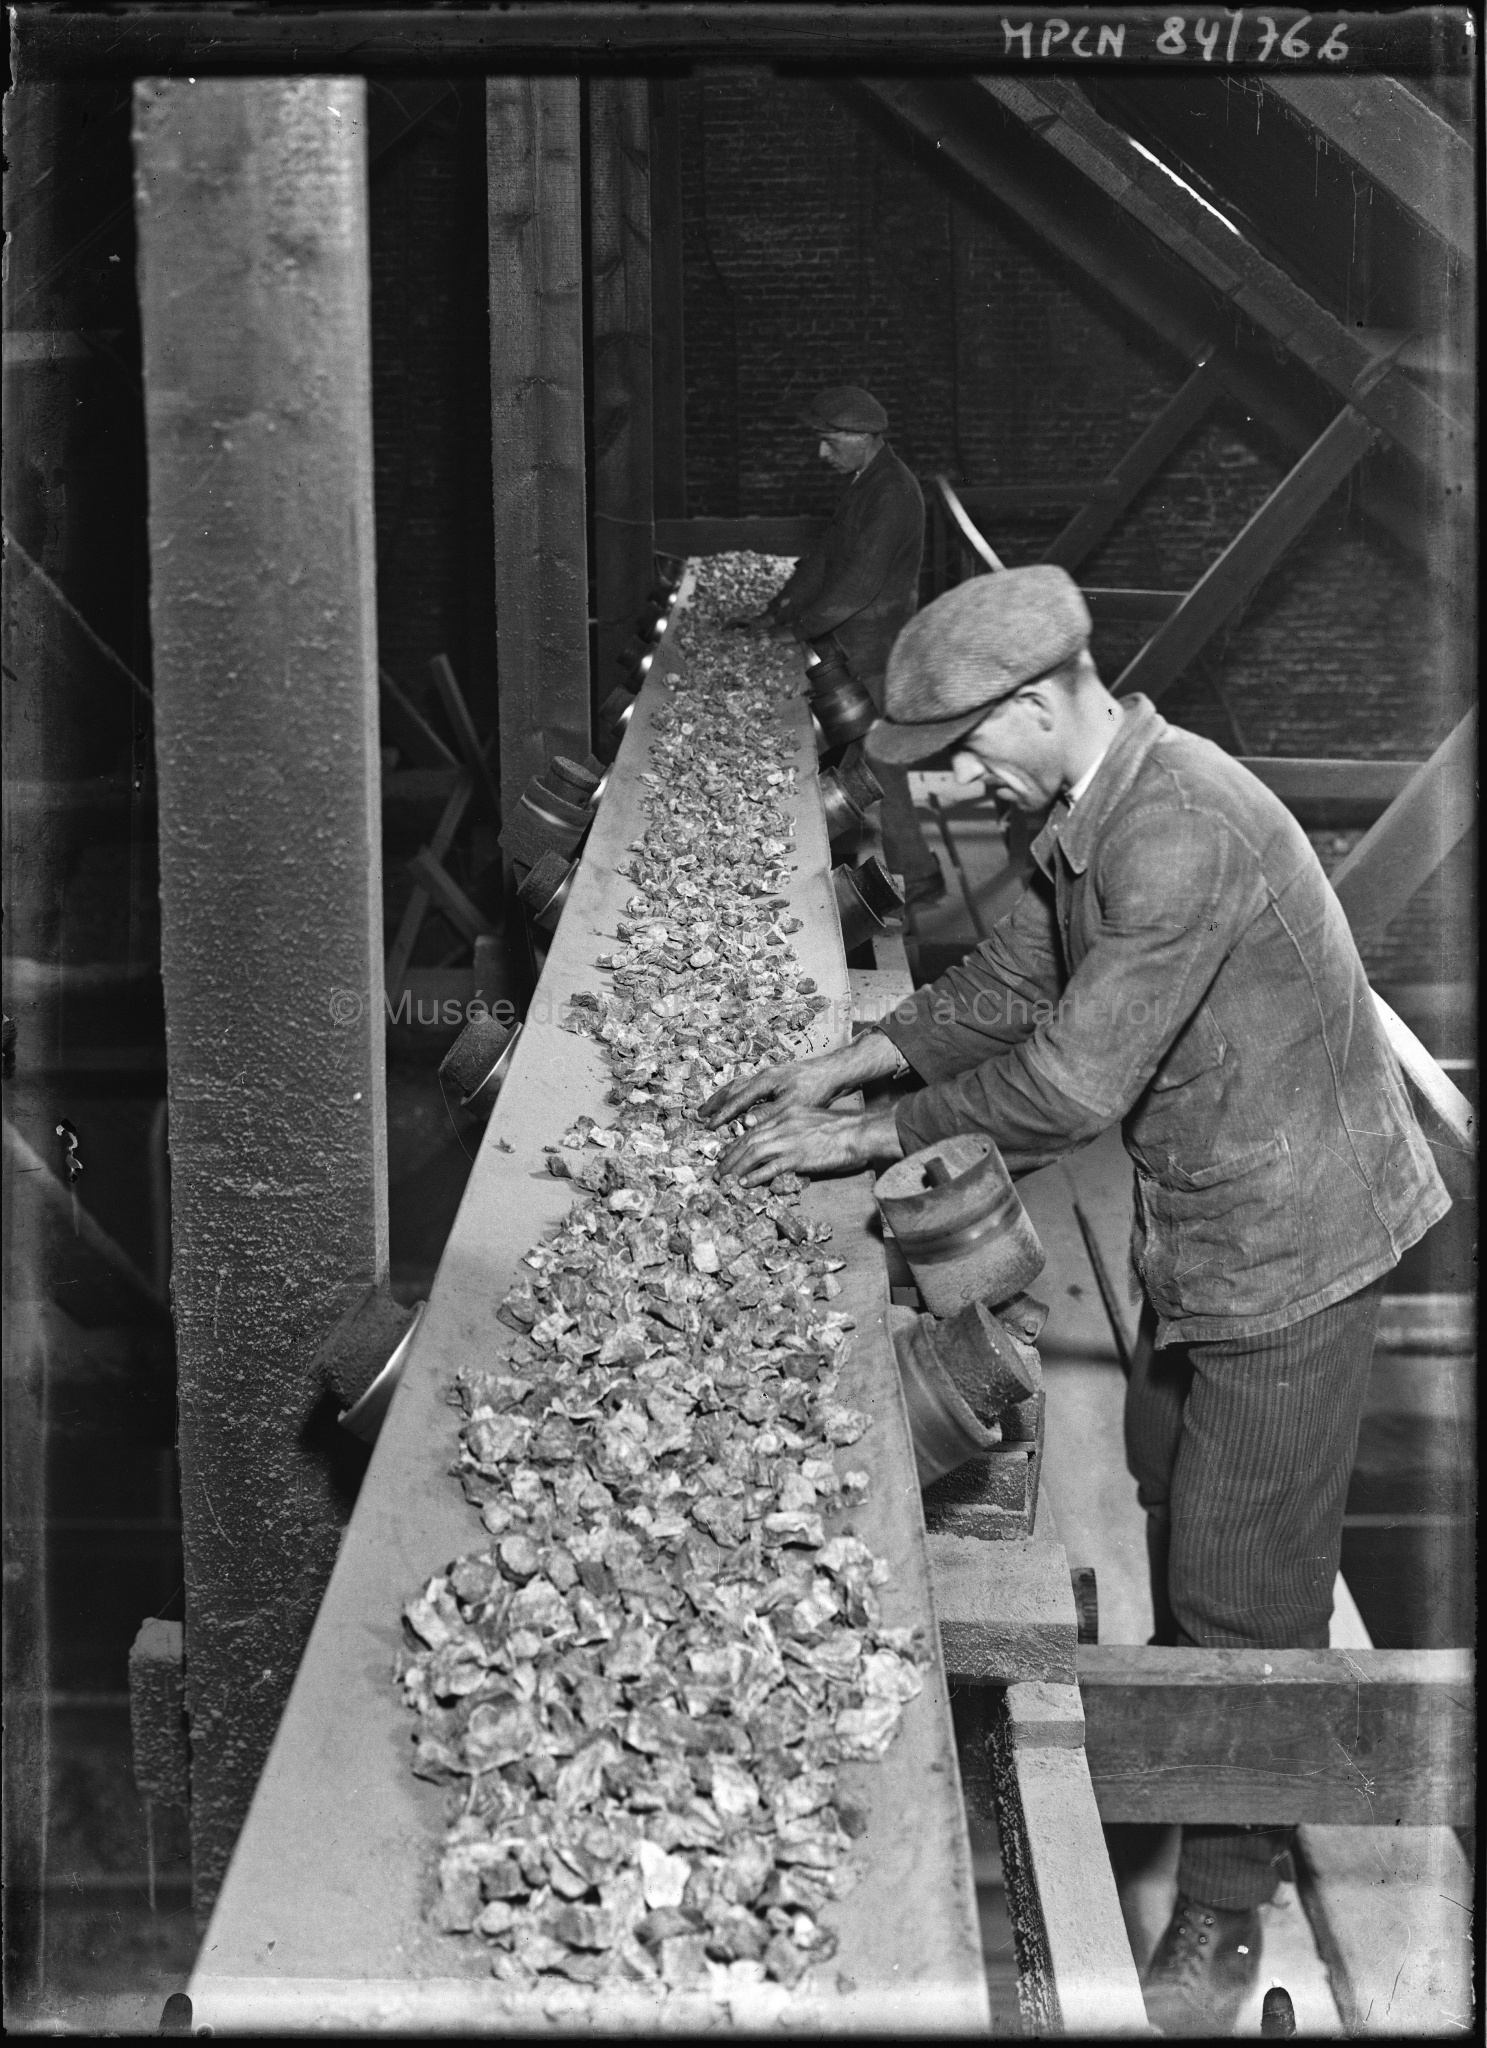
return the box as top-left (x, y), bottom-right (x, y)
top-left (1124, 1274), bottom-right (1386, 1910)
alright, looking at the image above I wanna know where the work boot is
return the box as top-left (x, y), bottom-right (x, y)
top-left (1142, 1893), bottom-right (1261, 2037)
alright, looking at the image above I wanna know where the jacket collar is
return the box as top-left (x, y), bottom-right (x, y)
top-left (1031, 694), bottom-right (1165, 879)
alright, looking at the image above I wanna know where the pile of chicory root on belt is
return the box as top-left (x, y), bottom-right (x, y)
top-left (397, 554), bottom-right (926, 2011)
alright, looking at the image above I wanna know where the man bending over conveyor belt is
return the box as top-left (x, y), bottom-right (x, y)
top-left (725, 383), bottom-right (943, 907)
top-left (700, 564), bottom-right (1449, 2039)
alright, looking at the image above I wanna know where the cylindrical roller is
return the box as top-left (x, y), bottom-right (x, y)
top-left (932, 1297), bottom-right (1043, 1425)
top-left (518, 850), bottom-right (575, 933)
top-left (337, 1300), bottom-right (428, 1447)
top-left (835, 746), bottom-right (883, 816)
top-left (439, 1013), bottom-right (520, 1111)
top-left (832, 856), bottom-right (905, 951)
top-left (544, 755), bottom-right (601, 808)
top-left (521, 779), bottom-right (591, 832)
top-left (811, 672), bottom-right (877, 750)
top-left (598, 685), bottom-right (637, 735)
top-left (819, 766), bottom-right (870, 849)
top-left (875, 1134), bottom-right (1046, 1316)
top-left (500, 803), bottom-right (583, 870)
top-left (889, 1306), bottom-right (1001, 1488)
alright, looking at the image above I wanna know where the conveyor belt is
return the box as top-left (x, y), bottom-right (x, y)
top-left (188, 570), bottom-right (988, 2032)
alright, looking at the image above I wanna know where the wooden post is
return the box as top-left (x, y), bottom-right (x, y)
top-left (487, 76), bottom-right (590, 832)
top-left (1114, 404), bottom-right (1379, 703)
top-left (133, 75), bottom-right (389, 1913)
top-left (588, 77), bottom-right (654, 697)
top-left (1043, 346), bottom-right (1223, 573)
top-left (648, 78), bottom-right (686, 522)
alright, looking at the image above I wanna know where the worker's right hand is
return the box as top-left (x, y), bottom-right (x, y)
top-left (698, 1031), bottom-right (903, 1130)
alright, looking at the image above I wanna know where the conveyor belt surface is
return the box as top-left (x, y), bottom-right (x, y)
top-left (188, 561), bottom-right (987, 2033)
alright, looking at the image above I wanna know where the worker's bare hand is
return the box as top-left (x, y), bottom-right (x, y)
top-left (699, 1032), bottom-right (905, 1130)
top-left (699, 1053), bottom-right (847, 1129)
top-left (718, 1101), bottom-right (905, 1187)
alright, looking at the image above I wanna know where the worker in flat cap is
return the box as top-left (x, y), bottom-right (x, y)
top-left (725, 384), bottom-right (943, 906)
top-left (702, 564), bottom-right (1448, 2037)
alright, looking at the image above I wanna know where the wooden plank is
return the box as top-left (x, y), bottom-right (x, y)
top-left (385, 772), bottom-right (475, 994)
top-left (1238, 757), bottom-right (1422, 806)
top-left (405, 847), bottom-right (495, 946)
top-left (1045, 346), bottom-right (1223, 572)
top-left (982, 1682), bottom-right (1150, 2034)
top-left (848, 965), bottom-right (914, 1026)
top-left (1294, 1825), bottom-right (1475, 2037)
top-left (648, 78), bottom-right (686, 523)
top-left (1330, 709), bottom-right (1476, 942)
top-left (976, 77), bottom-right (1468, 481)
top-left (589, 78), bottom-right (654, 691)
top-left (427, 654), bottom-right (501, 819)
top-left (1078, 1646), bottom-right (1475, 1827)
top-left (1114, 405), bottom-right (1379, 702)
top-left (1373, 991), bottom-right (1477, 1169)
top-left (1261, 76), bottom-right (1476, 263)
top-left (488, 76), bottom-right (591, 836)
top-left (653, 515), bottom-right (825, 558)
top-left (188, 574), bottom-right (987, 2033)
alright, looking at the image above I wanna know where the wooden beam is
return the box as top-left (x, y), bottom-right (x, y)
top-left (1329, 709), bottom-right (1476, 943)
top-left (385, 771), bottom-right (475, 995)
top-left (648, 79), bottom-right (686, 524)
top-left (1078, 1645), bottom-right (1475, 1827)
top-left (1373, 989), bottom-right (1477, 1158)
top-left (1238, 757), bottom-right (1422, 807)
top-left (378, 666), bottom-right (458, 771)
top-left (1260, 76), bottom-right (1475, 264)
top-left (1081, 587), bottom-right (1183, 622)
top-left (19, 8), bottom-right (1464, 74)
top-left (1044, 347), bottom-right (1224, 572)
top-left (487, 77), bottom-right (591, 837)
top-left (653, 514), bottom-right (825, 557)
top-left (978, 1682), bottom-right (1150, 2034)
top-left (589, 78), bottom-right (654, 694)
top-left (1114, 404), bottom-right (1379, 702)
top-left (851, 84), bottom-right (1363, 517)
top-left (974, 77), bottom-right (1468, 482)
top-left (427, 654), bottom-right (500, 819)
top-left (406, 846), bottom-right (495, 947)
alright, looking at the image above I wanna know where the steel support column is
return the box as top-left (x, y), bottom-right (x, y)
top-left (133, 76), bottom-right (388, 1913)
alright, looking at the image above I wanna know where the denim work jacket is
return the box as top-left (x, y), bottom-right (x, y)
top-left (876, 697), bottom-right (1450, 1344)
top-left (766, 444), bottom-right (924, 688)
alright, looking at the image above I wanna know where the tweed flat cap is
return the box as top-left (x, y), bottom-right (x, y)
top-left (864, 566), bottom-right (1092, 766)
top-left (799, 384), bottom-right (889, 435)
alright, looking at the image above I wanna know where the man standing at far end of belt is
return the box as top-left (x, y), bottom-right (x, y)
top-left (700, 564), bottom-right (1449, 2039)
top-left (726, 383), bottom-right (944, 907)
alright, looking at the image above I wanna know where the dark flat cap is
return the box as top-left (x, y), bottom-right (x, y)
top-left (799, 385), bottom-right (889, 435)
top-left (865, 567), bottom-right (1092, 767)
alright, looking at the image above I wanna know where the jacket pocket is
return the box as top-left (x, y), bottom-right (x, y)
top-left (1136, 1133), bottom-right (1301, 1321)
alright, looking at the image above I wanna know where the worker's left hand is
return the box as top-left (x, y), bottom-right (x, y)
top-left (717, 1099), bottom-right (905, 1187)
